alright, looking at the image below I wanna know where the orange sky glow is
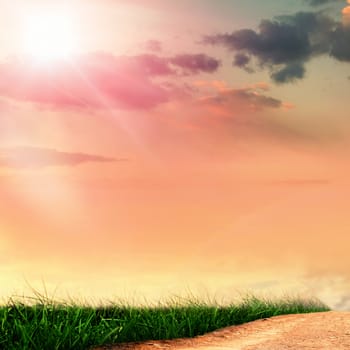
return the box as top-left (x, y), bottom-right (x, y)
top-left (1, 0), bottom-right (350, 310)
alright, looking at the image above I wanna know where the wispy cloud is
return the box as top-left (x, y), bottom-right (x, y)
top-left (0, 147), bottom-right (121, 169)
top-left (197, 82), bottom-right (285, 114)
top-left (268, 179), bottom-right (331, 186)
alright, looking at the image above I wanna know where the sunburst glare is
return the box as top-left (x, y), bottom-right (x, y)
top-left (22, 11), bottom-right (78, 62)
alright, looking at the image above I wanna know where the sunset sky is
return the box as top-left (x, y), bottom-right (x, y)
top-left (1, 0), bottom-right (350, 310)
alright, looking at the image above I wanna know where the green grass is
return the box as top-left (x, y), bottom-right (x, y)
top-left (0, 290), bottom-right (330, 350)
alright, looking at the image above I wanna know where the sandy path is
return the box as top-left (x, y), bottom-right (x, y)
top-left (91, 311), bottom-right (350, 350)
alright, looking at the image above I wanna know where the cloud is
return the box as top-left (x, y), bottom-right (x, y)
top-left (169, 54), bottom-right (220, 74)
top-left (271, 63), bottom-right (306, 83)
top-left (0, 52), bottom-right (220, 110)
top-left (0, 53), bottom-right (168, 110)
top-left (0, 147), bottom-right (120, 169)
top-left (199, 85), bottom-right (283, 115)
top-left (304, 0), bottom-right (344, 6)
top-left (130, 54), bottom-right (174, 75)
top-left (187, 81), bottom-right (315, 141)
top-left (331, 25), bottom-right (350, 60)
top-left (203, 11), bottom-right (350, 83)
top-left (233, 53), bottom-right (250, 67)
top-left (132, 53), bottom-right (220, 75)
top-left (233, 53), bottom-right (254, 72)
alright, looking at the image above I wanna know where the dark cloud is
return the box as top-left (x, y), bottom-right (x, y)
top-left (0, 52), bottom-right (220, 110)
top-left (169, 54), bottom-right (220, 74)
top-left (203, 11), bottom-right (350, 84)
top-left (0, 147), bottom-right (120, 169)
top-left (271, 63), bottom-right (306, 83)
top-left (304, 0), bottom-right (344, 6)
top-left (233, 53), bottom-right (253, 72)
top-left (330, 25), bottom-right (350, 61)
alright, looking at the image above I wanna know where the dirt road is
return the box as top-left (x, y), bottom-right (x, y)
top-left (91, 311), bottom-right (350, 350)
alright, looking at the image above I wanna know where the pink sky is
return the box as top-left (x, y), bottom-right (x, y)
top-left (1, 0), bottom-right (350, 310)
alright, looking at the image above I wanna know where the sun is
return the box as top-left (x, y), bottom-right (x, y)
top-left (23, 12), bottom-right (78, 62)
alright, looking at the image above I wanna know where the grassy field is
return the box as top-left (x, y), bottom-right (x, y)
top-left (0, 291), bottom-right (330, 350)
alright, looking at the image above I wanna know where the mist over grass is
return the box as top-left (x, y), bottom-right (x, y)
top-left (0, 286), bottom-right (330, 350)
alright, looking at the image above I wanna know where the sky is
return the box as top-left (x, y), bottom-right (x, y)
top-left (1, 0), bottom-right (350, 310)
